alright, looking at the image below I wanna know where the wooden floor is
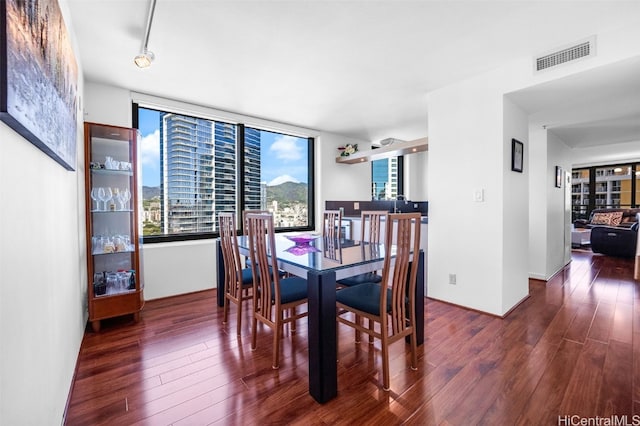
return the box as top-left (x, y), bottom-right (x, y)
top-left (65, 251), bottom-right (640, 425)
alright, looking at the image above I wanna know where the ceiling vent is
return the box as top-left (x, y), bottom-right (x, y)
top-left (535, 36), bottom-right (596, 72)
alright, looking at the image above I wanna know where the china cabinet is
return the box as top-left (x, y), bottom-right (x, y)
top-left (84, 122), bottom-right (144, 332)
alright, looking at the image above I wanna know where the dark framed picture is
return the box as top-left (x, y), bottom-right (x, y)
top-left (511, 139), bottom-right (523, 173)
top-left (555, 166), bottom-right (563, 188)
top-left (1, 0), bottom-right (79, 170)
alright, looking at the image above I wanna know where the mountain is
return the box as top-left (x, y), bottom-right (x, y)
top-left (267, 181), bottom-right (307, 205)
top-left (141, 182), bottom-right (307, 204)
top-left (143, 186), bottom-right (161, 200)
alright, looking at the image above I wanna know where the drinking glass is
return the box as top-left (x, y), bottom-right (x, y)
top-left (103, 187), bottom-right (113, 211)
top-left (105, 272), bottom-right (118, 294)
top-left (97, 187), bottom-right (106, 211)
top-left (90, 188), bottom-right (100, 211)
top-left (121, 188), bottom-right (131, 210)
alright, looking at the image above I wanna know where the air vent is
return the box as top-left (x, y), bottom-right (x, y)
top-left (535, 36), bottom-right (596, 72)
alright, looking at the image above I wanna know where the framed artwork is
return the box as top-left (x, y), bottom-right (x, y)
top-left (1, 0), bottom-right (79, 171)
top-left (555, 166), bottom-right (563, 188)
top-left (511, 139), bottom-right (523, 173)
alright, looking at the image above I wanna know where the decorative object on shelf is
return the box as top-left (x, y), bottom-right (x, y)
top-left (555, 166), bottom-right (563, 188)
top-left (1, 0), bottom-right (79, 171)
top-left (511, 139), bottom-right (524, 173)
top-left (338, 144), bottom-right (358, 157)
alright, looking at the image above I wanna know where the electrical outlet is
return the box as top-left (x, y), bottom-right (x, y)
top-left (354, 202), bottom-right (359, 210)
top-left (449, 274), bottom-right (457, 285)
top-left (413, 203), bottom-right (418, 208)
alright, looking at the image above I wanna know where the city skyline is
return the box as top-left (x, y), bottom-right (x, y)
top-left (138, 108), bottom-right (309, 189)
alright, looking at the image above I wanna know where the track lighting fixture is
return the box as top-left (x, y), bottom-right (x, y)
top-left (134, 0), bottom-right (157, 68)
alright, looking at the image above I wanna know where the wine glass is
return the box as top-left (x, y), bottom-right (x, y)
top-left (90, 188), bottom-right (100, 211)
top-left (97, 187), bottom-right (106, 211)
top-left (104, 187), bottom-right (113, 211)
top-left (121, 188), bottom-right (131, 210)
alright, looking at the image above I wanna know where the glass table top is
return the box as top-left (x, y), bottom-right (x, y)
top-left (237, 234), bottom-right (391, 274)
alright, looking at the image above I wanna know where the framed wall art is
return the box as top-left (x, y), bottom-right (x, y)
top-left (511, 139), bottom-right (523, 173)
top-left (555, 166), bottom-right (563, 188)
top-left (1, 0), bottom-right (79, 170)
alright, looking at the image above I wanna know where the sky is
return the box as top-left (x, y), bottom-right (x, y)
top-left (137, 108), bottom-right (308, 188)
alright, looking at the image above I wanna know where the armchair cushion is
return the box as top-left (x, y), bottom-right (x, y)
top-left (591, 211), bottom-right (623, 226)
top-left (575, 208), bottom-right (640, 229)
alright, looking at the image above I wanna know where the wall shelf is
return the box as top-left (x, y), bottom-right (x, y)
top-left (335, 137), bottom-right (428, 164)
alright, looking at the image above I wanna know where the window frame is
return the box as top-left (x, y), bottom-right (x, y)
top-left (132, 102), bottom-right (315, 244)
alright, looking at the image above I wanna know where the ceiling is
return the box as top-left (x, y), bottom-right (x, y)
top-left (65, 0), bottom-right (640, 146)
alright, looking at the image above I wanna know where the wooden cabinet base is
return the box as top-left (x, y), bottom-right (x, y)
top-left (89, 291), bottom-right (143, 332)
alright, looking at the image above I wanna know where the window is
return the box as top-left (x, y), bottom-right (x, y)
top-left (371, 156), bottom-right (403, 200)
top-left (134, 105), bottom-right (314, 242)
top-left (243, 127), bottom-right (310, 229)
top-left (571, 163), bottom-right (640, 221)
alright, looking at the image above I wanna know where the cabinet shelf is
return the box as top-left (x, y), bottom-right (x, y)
top-left (91, 168), bottom-right (133, 176)
top-left (91, 209), bottom-right (134, 213)
top-left (92, 248), bottom-right (135, 256)
top-left (94, 288), bottom-right (137, 298)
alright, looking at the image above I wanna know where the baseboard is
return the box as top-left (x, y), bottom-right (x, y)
top-left (62, 333), bottom-right (86, 425)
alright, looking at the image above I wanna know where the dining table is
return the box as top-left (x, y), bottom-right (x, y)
top-left (215, 234), bottom-right (424, 404)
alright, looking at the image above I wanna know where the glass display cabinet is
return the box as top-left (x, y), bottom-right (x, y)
top-left (84, 122), bottom-right (144, 332)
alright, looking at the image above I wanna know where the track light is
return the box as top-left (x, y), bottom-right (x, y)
top-left (134, 0), bottom-right (157, 68)
top-left (134, 49), bottom-right (155, 68)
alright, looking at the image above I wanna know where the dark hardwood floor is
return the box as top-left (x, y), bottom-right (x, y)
top-left (65, 250), bottom-right (640, 425)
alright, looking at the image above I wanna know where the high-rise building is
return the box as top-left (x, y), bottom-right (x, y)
top-left (371, 157), bottom-right (398, 200)
top-left (243, 128), bottom-right (262, 210)
top-left (159, 114), bottom-right (263, 233)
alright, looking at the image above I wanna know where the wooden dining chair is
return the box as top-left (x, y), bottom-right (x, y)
top-left (218, 212), bottom-right (254, 336)
top-left (323, 210), bottom-right (342, 240)
top-left (337, 210), bottom-right (387, 287)
top-left (245, 212), bottom-right (309, 369)
top-left (336, 212), bottom-right (421, 390)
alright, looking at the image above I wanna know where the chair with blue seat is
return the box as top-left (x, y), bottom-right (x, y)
top-left (336, 212), bottom-right (421, 391)
top-left (337, 210), bottom-right (387, 287)
top-left (245, 212), bottom-right (308, 369)
top-left (219, 212), bottom-right (254, 336)
top-left (323, 209), bottom-right (342, 240)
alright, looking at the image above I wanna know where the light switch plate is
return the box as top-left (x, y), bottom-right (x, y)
top-left (474, 189), bottom-right (484, 202)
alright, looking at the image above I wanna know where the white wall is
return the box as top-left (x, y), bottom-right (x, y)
top-left (85, 84), bottom-right (370, 299)
top-left (528, 126), bottom-right (548, 279)
top-left (0, 2), bottom-right (86, 423)
top-left (405, 151), bottom-right (429, 201)
top-left (427, 69), bottom-right (528, 316)
top-left (546, 132), bottom-right (572, 278)
top-left (502, 97), bottom-right (530, 313)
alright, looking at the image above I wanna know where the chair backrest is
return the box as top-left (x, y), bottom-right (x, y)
top-left (360, 210), bottom-right (387, 243)
top-left (219, 212), bottom-right (244, 298)
top-left (245, 212), bottom-right (280, 321)
top-left (380, 213), bottom-right (421, 334)
top-left (242, 209), bottom-right (270, 234)
top-left (323, 210), bottom-right (342, 240)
